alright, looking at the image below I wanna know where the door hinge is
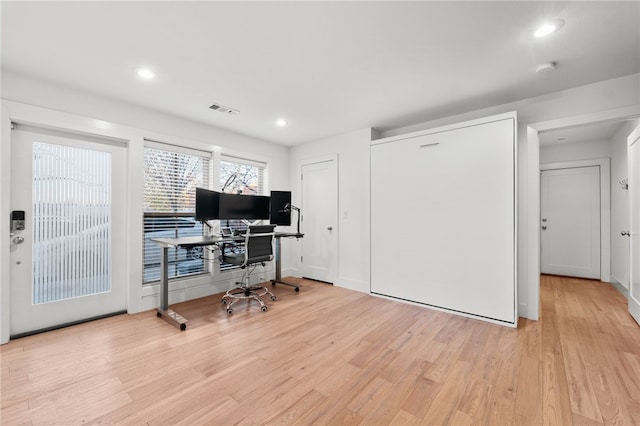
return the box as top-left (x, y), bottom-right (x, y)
top-left (10, 121), bottom-right (15, 130)
top-left (301, 256), bottom-right (303, 263)
top-left (301, 173), bottom-right (303, 180)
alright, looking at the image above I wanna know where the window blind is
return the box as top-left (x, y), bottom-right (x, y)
top-left (143, 143), bottom-right (211, 283)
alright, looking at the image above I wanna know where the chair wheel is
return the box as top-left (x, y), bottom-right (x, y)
top-left (261, 306), bottom-right (268, 312)
top-left (157, 312), bottom-right (162, 317)
top-left (271, 295), bottom-right (276, 301)
top-left (227, 309), bottom-right (233, 314)
top-left (222, 299), bottom-right (227, 305)
top-left (294, 287), bottom-right (300, 292)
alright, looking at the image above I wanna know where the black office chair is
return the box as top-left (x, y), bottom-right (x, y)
top-left (220, 225), bottom-right (276, 314)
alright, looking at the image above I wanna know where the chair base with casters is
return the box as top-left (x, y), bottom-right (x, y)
top-left (219, 225), bottom-right (277, 314)
top-left (221, 264), bottom-right (276, 314)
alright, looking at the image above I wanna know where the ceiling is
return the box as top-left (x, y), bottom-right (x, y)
top-left (2, 1), bottom-right (639, 146)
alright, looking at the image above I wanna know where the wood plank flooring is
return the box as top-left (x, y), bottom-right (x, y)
top-left (1, 275), bottom-right (639, 425)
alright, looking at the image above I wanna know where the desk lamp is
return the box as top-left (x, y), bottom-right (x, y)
top-left (282, 203), bottom-right (301, 235)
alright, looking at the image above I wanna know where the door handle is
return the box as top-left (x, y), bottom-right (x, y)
top-left (327, 226), bottom-right (333, 231)
top-left (12, 235), bottom-right (25, 244)
top-left (621, 231), bottom-right (630, 236)
top-left (541, 226), bottom-right (547, 230)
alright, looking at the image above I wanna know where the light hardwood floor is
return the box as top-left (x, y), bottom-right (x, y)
top-left (1, 275), bottom-right (639, 425)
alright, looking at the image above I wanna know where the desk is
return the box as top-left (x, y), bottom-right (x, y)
top-left (151, 236), bottom-right (231, 330)
top-left (271, 232), bottom-right (304, 291)
top-left (152, 232), bottom-right (302, 330)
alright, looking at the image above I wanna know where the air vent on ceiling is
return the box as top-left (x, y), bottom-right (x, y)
top-left (209, 103), bottom-right (239, 115)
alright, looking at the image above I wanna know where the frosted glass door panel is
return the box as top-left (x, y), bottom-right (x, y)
top-left (371, 116), bottom-right (516, 324)
top-left (32, 142), bottom-right (111, 304)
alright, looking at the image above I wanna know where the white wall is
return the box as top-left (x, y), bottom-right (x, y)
top-left (1, 72), bottom-right (290, 342)
top-left (540, 139), bottom-right (611, 164)
top-left (2, 71), bottom-right (290, 174)
top-left (288, 128), bottom-right (373, 293)
top-left (611, 119), bottom-right (640, 289)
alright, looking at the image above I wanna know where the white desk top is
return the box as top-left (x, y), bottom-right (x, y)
top-left (151, 235), bottom-right (236, 248)
top-left (151, 232), bottom-right (303, 248)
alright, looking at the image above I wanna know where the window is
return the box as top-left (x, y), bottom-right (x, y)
top-left (220, 156), bottom-right (265, 195)
top-left (143, 142), bottom-right (211, 283)
top-left (219, 156), bottom-right (267, 270)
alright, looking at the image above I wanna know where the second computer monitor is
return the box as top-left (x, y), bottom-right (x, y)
top-left (270, 190), bottom-right (292, 226)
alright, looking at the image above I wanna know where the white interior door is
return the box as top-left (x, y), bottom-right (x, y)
top-left (628, 126), bottom-right (640, 325)
top-left (10, 125), bottom-right (127, 337)
top-left (540, 166), bottom-right (601, 279)
top-left (301, 159), bottom-right (337, 283)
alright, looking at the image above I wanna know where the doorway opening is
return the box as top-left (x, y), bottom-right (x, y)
top-left (527, 108), bottom-right (640, 320)
top-left (539, 160), bottom-right (608, 281)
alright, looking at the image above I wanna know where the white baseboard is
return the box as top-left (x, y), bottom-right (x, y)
top-left (630, 299), bottom-right (640, 326)
top-left (335, 277), bottom-right (368, 293)
top-left (141, 265), bottom-right (274, 311)
top-left (518, 303), bottom-right (529, 320)
top-left (281, 267), bottom-right (301, 279)
top-left (609, 277), bottom-right (629, 299)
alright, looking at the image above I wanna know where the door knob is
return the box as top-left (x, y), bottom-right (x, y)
top-left (327, 226), bottom-right (333, 231)
top-left (12, 236), bottom-right (25, 244)
top-left (621, 231), bottom-right (630, 236)
top-left (541, 226), bottom-right (547, 230)
top-left (542, 218), bottom-right (547, 222)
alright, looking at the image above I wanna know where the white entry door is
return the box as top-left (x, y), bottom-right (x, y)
top-left (301, 159), bottom-right (337, 283)
top-left (540, 166), bottom-right (601, 279)
top-left (628, 125), bottom-right (640, 326)
top-left (10, 125), bottom-right (127, 337)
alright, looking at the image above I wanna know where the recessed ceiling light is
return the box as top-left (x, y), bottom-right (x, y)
top-left (531, 19), bottom-right (565, 39)
top-left (276, 119), bottom-right (287, 127)
top-left (136, 67), bottom-right (156, 80)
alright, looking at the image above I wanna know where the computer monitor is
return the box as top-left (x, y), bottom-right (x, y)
top-left (195, 188), bottom-right (221, 221)
top-left (270, 190), bottom-right (292, 226)
top-left (218, 193), bottom-right (271, 220)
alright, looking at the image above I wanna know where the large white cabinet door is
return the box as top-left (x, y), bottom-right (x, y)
top-left (371, 114), bottom-right (516, 325)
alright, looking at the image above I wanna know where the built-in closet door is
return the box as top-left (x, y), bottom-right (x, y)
top-left (370, 114), bottom-right (516, 325)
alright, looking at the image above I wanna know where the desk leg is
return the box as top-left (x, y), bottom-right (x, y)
top-left (156, 246), bottom-right (188, 330)
top-left (271, 236), bottom-right (300, 292)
